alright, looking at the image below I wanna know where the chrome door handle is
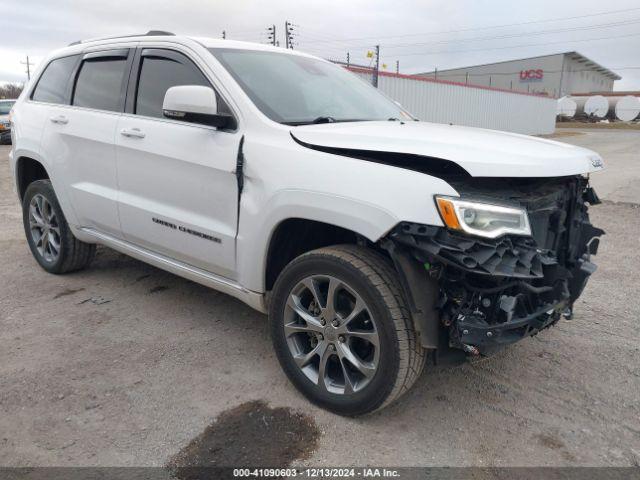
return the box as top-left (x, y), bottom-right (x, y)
top-left (120, 128), bottom-right (145, 139)
top-left (49, 115), bottom-right (68, 125)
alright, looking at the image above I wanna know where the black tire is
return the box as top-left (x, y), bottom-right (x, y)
top-left (269, 245), bottom-right (426, 416)
top-left (22, 180), bottom-right (96, 274)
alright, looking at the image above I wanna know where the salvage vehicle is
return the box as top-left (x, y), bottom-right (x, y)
top-left (0, 99), bottom-right (15, 144)
top-left (9, 32), bottom-right (604, 415)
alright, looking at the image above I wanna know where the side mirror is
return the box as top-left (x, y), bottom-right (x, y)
top-left (162, 85), bottom-right (235, 129)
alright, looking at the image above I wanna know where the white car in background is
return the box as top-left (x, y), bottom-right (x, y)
top-left (0, 99), bottom-right (15, 144)
top-left (8, 32), bottom-right (605, 415)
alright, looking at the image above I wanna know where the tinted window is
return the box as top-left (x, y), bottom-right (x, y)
top-left (32, 55), bottom-right (79, 104)
top-left (135, 55), bottom-right (210, 118)
top-left (73, 57), bottom-right (128, 112)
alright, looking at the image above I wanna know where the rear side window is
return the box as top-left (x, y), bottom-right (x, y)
top-left (73, 57), bottom-right (128, 112)
top-left (135, 54), bottom-right (209, 118)
top-left (31, 55), bottom-right (79, 104)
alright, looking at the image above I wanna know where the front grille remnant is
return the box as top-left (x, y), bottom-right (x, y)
top-left (395, 224), bottom-right (548, 278)
top-left (389, 175), bottom-right (604, 354)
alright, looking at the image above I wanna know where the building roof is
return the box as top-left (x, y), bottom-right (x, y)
top-left (416, 51), bottom-right (621, 80)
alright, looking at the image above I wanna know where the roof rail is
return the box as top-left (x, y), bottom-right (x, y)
top-left (68, 30), bottom-right (175, 47)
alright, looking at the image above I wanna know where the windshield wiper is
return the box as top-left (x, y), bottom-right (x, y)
top-left (282, 117), bottom-right (369, 126)
top-left (311, 116), bottom-right (336, 124)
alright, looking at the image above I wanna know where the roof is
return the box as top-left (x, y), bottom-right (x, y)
top-left (416, 51), bottom-right (621, 80)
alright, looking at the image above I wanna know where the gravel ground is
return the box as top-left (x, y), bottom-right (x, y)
top-left (1, 129), bottom-right (639, 468)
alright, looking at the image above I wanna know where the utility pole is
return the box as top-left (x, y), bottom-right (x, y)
top-left (222, 30), bottom-right (226, 39)
top-left (434, 67), bottom-right (438, 81)
top-left (266, 24), bottom-right (276, 46)
top-left (21, 56), bottom-right (34, 81)
top-left (284, 20), bottom-right (293, 50)
top-left (372, 45), bottom-right (380, 88)
top-left (285, 21), bottom-right (296, 49)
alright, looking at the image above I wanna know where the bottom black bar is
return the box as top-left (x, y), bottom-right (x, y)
top-left (0, 467), bottom-right (638, 480)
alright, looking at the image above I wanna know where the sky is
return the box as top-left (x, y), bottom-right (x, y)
top-left (2, 0), bottom-right (640, 90)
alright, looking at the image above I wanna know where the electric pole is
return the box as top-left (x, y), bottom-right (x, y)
top-left (21, 56), bottom-right (34, 81)
top-left (285, 21), bottom-right (296, 49)
top-left (372, 45), bottom-right (380, 88)
top-left (266, 24), bottom-right (276, 46)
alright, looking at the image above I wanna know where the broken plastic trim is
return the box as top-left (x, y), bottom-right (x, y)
top-left (290, 133), bottom-right (470, 181)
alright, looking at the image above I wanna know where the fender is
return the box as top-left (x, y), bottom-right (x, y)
top-left (236, 189), bottom-right (403, 292)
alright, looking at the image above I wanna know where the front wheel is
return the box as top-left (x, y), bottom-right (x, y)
top-left (269, 245), bottom-right (425, 416)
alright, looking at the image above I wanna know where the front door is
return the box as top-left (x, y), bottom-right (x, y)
top-left (115, 48), bottom-right (240, 279)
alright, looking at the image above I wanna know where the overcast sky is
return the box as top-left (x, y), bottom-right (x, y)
top-left (2, 0), bottom-right (640, 90)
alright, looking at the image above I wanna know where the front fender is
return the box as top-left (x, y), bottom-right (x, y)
top-left (237, 189), bottom-right (402, 292)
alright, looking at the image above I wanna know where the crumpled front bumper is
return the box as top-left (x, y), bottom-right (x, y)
top-left (386, 176), bottom-right (604, 356)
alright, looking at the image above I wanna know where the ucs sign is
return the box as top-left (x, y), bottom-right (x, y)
top-left (520, 69), bottom-right (544, 82)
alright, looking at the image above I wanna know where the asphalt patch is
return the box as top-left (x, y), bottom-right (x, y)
top-left (168, 400), bottom-right (320, 476)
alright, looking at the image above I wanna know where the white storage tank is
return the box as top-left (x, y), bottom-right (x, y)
top-left (557, 96), bottom-right (577, 118)
top-left (610, 95), bottom-right (640, 121)
top-left (583, 95), bottom-right (609, 118)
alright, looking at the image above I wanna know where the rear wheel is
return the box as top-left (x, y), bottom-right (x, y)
top-left (22, 180), bottom-right (96, 274)
top-left (269, 245), bottom-right (425, 416)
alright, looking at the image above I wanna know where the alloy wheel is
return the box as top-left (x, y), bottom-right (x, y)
top-left (283, 275), bottom-right (380, 395)
top-left (28, 193), bottom-right (61, 263)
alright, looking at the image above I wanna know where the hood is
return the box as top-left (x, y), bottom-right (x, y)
top-left (290, 121), bottom-right (604, 178)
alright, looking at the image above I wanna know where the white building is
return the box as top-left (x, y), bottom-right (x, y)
top-left (415, 51), bottom-right (620, 98)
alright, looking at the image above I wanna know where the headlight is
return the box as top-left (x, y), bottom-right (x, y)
top-left (435, 196), bottom-right (531, 239)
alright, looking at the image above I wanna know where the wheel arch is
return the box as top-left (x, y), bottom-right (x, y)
top-left (237, 190), bottom-right (402, 294)
top-left (264, 218), bottom-right (364, 292)
top-left (15, 155), bottom-right (50, 200)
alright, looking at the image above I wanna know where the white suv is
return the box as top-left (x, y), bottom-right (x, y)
top-left (9, 32), bottom-right (605, 415)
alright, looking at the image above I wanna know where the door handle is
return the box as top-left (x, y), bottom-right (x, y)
top-left (49, 115), bottom-right (69, 125)
top-left (120, 128), bottom-right (146, 139)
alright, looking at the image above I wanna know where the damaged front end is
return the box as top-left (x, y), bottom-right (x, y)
top-left (385, 176), bottom-right (604, 357)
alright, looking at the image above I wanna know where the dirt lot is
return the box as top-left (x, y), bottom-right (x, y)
top-left (1, 129), bottom-right (639, 468)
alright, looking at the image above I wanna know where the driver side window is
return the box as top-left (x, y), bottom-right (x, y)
top-left (134, 50), bottom-right (231, 120)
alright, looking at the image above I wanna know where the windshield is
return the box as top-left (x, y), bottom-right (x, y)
top-left (209, 48), bottom-right (412, 125)
top-left (0, 101), bottom-right (15, 115)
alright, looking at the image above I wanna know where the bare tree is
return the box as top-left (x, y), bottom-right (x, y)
top-left (0, 83), bottom-right (24, 99)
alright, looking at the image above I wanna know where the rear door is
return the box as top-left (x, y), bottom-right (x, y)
top-left (42, 47), bottom-right (133, 237)
top-left (115, 47), bottom-right (240, 278)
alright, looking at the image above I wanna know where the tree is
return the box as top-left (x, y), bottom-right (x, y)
top-left (0, 83), bottom-right (24, 99)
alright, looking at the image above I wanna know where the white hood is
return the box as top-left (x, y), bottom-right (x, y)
top-left (291, 121), bottom-right (604, 178)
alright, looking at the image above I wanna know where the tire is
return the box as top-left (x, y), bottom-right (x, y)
top-left (269, 244), bottom-right (426, 416)
top-left (22, 179), bottom-right (96, 274)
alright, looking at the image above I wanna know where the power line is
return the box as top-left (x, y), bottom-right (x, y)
top-left (391, 31), bottom-right (640, 58)
top-left (367, 17), bottom-right (640, 50)
top-left (299, 6), bottom-right (640, 45)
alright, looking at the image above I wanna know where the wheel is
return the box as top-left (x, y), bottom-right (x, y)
top-left (269, 245), bottom-right (425, 416)
top-left (22, 180), bottom-right (96, 274)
